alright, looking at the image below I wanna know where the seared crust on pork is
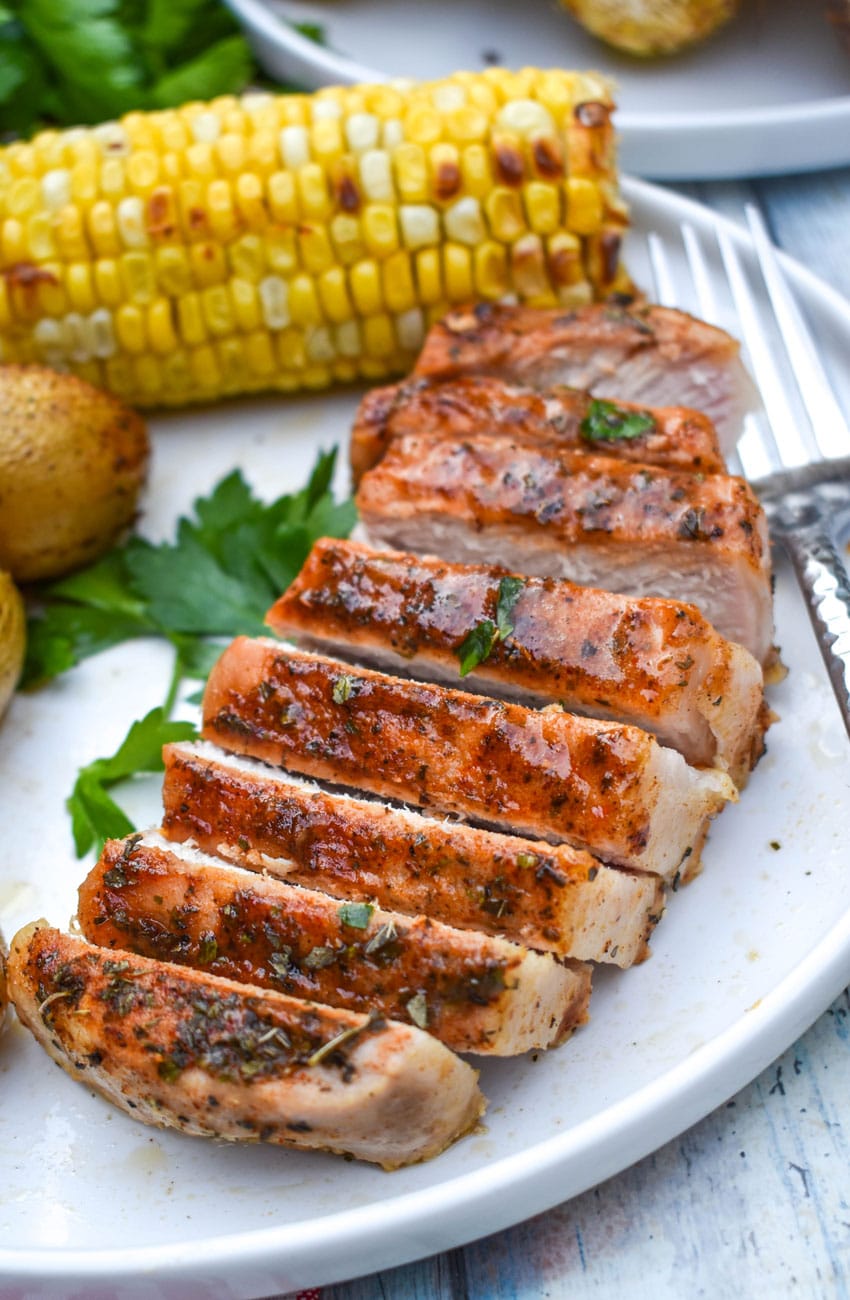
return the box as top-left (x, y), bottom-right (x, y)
top-left (79, 834), bottom-right (592, 1056)
top-left (269, 539), bottom-right (766, 782)
top-left (162, 743), bottom-right (664, 966)
top-left (355, 433), bottom-right (774, 665)
top-left (7, 922), bottom-right (484, 1169)
top-left (202, 641), bottom-right (734, 880)
top-left (350, 375), bottom-right (726, 483)
top-left (413, 301), bottom-right (758, 452)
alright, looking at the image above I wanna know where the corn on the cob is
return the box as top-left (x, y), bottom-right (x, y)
top-left (0, 69), bottom-right (630, 406)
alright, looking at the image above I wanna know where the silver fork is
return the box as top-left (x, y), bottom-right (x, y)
top-left (646, 206), bottom-right (850, 743)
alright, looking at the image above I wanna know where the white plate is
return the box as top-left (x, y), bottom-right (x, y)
top-left (1, 178), bottom-right (850, 1298)
top-left (225, 0), bottom-right (850, 179)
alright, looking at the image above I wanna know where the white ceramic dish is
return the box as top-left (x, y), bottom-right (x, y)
top-left (1, 178), bottom-right (850, 1299)
top-left (224, 0), bottom-right (850, 179)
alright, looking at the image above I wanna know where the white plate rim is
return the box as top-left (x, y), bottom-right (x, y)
top-left (3, 175), bottom-right (850, 1292)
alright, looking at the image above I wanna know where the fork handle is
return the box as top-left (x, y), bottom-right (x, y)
top-left (782, 524), bottom-right (850, 742)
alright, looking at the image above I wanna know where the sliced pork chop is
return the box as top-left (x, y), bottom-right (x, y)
top-left (268, 539), bottom-right (766, 783)
top-left (413, 301), bottom-right (758, 452)
top-left (162, 742), bottom-right (664, 966)
top-left (79, 834), bottom-right (591, 1056)
top-left (355, 433), bottom-right (774, 666)
top-left (7, 922), bottom-right (484, 1169)
top-left (351, 375), bottom-right (726, 483)
top-left (202, 641), bottom-right (734, 881)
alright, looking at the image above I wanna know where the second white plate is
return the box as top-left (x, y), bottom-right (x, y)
top-left (225, 0), bottom-right (850, 179)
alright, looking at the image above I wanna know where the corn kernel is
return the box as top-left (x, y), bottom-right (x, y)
top-left (445, 106), bottom-right (488, 143)
top-left (430, 143), bottom-right (461, 203)
top-left (474, 240), bottom-right (509, 299)
top-left (268, 170), bottom-right (299, 224)
top-left (231, 278), bottom-right (260, 331)
top-left (362, 205), bottom-right (398, 258)
top-left (399, 204), bottom-right (439, 250)
top-left (216, 133), bottom-right (246, 175)
top-left (120, 251), bottom-right (156, 304)
top-left (116, 196), bottom-right (149, 249)
top-left (512, 234), bottom-right (551, 298)
top-left (318, 267), bottom-right (352, 323)
top-left (288, 273), bottom-right (322, 326)
top-left (298, 163), bottom-right (332, 221)
top-left (280, 125), bottom-right (310, 170)
top-left (345, 113), bottom-right (380, 153)
top-left (186, 142), bottom-right (217, 180)
top-left (300, 224), bottom-right (334, 275)
top-left (7, 178), bottom-right (39, 218)
top-left (41, 169), bottom-right (71, 212)
top-left (359, 150), bottom-right (394, 203)
top-left (259, 274), bottom-right (292, 329)
top-left (443, 243), bottom-right (473, 299)
top-left (36, 264), bottom-right (66, 316)
top-left (266, 229), bottom-right (299, 276)
top-left (70, 162), bottom-right (98, 208)
top-left (235, 173), bottom-right (267, 229)
top-left (444, 197), bottom-right (485, 246)
top-left (349, 259), bottom-right (383, 314)
top-left (105, 354), bottom-right (136, 397)
top-left (190, 241), bottom-right (227, 287)
top-left (161, 349), bottom-right (193, 396)
top-left (100, 158), bottom-right (126, 200)
top-left (393, 143), bottom-right (428, 204)
top-left (566, 177), bottom-right (603, 235)
top-left (127, 151), bottom-right (160, 194)
top-left (88, 307), bottom-right (116, 358)
top-left (460, 144), bottom-right (492, 199)
top-left (329, 213), bottom-right (364, 266)
top-left (485, 188), bottom-right (527, 242)
top-left (363, 313), bottom-right (395, 358)
top-left (27, 213), bottom-right (56, 261)
top-left (244, 330), bottom-right (275, 376)
top-left (199, 284), bottom-right (232, 337)
top-left (94, 259), bottom-right (122, 306)
top-left (66, 263), bottom-right (96, 313)
top-left (546, 231), bottom-right (582, 287)
top-left (208, 179), bottom-right (238, 241)
top-left (177, 293), bottom-right (207, 345)
top-left (395, 307), bottom-right (424, 351)
top-left (177, 179), bottom-right (209, 240)
top-left (156, 246), bottom-right (192, 297)
top-left (276, 327), bottom-right (306, 370)
top-left (149, 297), bottom-right (178, 353)
top-left (383, 250), bottom-right (415, 313)
top-left (311, 117), bottom-right (344, 164)
top-left (335, 319), bottom-right (360, 358)
top-left (33, 317), bottom-right (63, 361)
top-left (525, 181), bottom-right (561, 235)
top-left (145, 187), bottom-right (178, 242)
top-left (115, 303), bottom-right (146, 353)
top-left (414, 247), bottom-right (442, 304)
top-left (402, 105), bottom-right (442, 146)
top-left (191, 344), bottom-right (221, 391)
top-left (306, 325), bottom-right (336, 364)
top-left (2, 219), bottom-right (26, 264)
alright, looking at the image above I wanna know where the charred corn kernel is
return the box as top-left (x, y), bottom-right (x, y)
top-left (474, 240), bottom-right (509, 299)
top-left (349, 259), bottom-right (382, 315)
top-left (149, 297), bottom-right (178, 352)
top-left (177, 293), bottom-right (207, 345)
top-left (231, 278), bottom-right (260, 331)
top-left (415, 247), bottom-right (443, 303)
top-left (566, 177), bottom-right (604, 235)
top-left (318, 267), bottom-right (352, 323)
top-left (485, 188), bottom-right (526, 242)
top-left (66, 263), bottom-right (96, 313)
top-left (0, 70), bottom-right (626, 404)
top-left (444, 243), bottom-right (473, 299)
top-left (383, 250), bottom-right (416, 313)
top-left (115, 303), bottom-right (146, 353)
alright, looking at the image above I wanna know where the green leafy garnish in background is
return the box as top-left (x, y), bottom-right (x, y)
top-left (456, 576), bottom-right (524, 677)
top-left (580, 398), bottom-right (656, 444)
top-left (25, 448), bottom-right (355, 855)
top-left (0, 0), bottom-right (325, 135)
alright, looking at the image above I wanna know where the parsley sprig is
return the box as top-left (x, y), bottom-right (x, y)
top-left (580, 398), bottom-right (656, 444)
top-left (456, 576), bottom-right (524, 677)
top-left (25, 448), bottom-right (355, 856)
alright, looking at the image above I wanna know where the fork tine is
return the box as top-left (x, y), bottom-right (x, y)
top-left (716, 226), bottom-right (814, 470)
top-left (646, 233), bottom-right (678, 307)
top-left (745, 204), bottom-right (850, 460)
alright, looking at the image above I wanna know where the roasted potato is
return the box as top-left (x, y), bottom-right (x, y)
top-left (560, 0), bottom-right (741, 56)
top-left (0, 570), bottom-right (25, 720)
top-left (0, 366), bottom-right (149, 583)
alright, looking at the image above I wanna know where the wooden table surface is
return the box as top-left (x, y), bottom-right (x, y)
top-left (298, 168), bottom-right (850, 1300)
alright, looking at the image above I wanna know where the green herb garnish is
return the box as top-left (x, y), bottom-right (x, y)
top-left (580, 399), bottom-right (655, 444)
top-left (337, 901), bottom-right (374, 931)
top-left (25, 449), bottom-right (355, 858)
top-left (457, 575), bottom-right (524, 677)
top-left (332, 674), bottom-right (355, 705)
top-left (405, 991), bottom-right (429, 1030)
